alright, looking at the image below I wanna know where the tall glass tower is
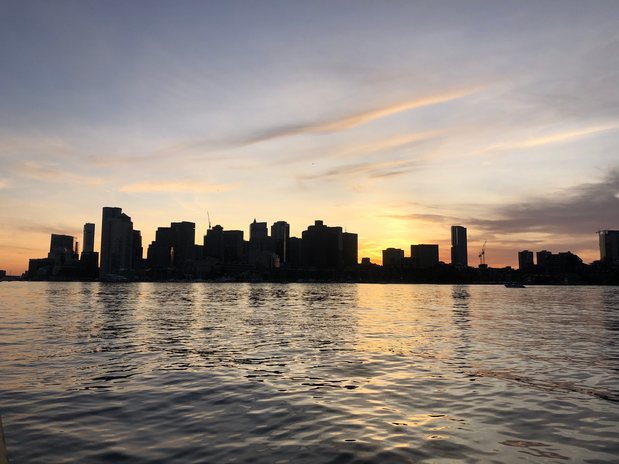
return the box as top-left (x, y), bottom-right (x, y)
top-left (451, 225), bottom-right (468, 268)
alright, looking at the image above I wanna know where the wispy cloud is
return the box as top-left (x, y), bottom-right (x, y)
top-left (295, 158), bottom-right (424, 181)
top-left (11, 161), bottom-right (106, 185)
top-left (239, 86), bottom-right (484, 145)
top-left (119, 179), bottom-right (239, 193)
top-left (515, 123), bottom-right (619, 148)
top-left (382, 212), bottom-right (458, 224)
top-left (382, 167), bottom-right (619, 237)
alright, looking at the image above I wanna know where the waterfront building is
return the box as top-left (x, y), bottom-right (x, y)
top-left (271, 221), bottom-right (290, 263)
top-left (148, 221), bottom-right (196, 268)
top-left (100, 207), bottom-right (134, 277)
top-left (301, 220), bottom-right (343, 269)
top-left (411, 244), bottom-right (439, 269)
top-left (287, 237), bottom-right (303, 266)
top-left (132, 230), bottom-right (143, 268)
top-left (382, 248), bottom-right (404, 267)
top-left (537, 250), bottom-right (552, 267)
top-left (342, 232), bottom-right (358, 266)
top-left (48, 234), bottom-right (77, 260)
top-left (518, 250), bottom-right (534, 271)
top-left (203, 225), bottom-right (224, 261)
top-left (250, 219), bottom-right (268, 240)
top-left (223, 230), bottom-right (244, 262)
top-left (83, 223), bottom-right (95, 253)
top-left (451, 226), bottom-right (468, 268)
top-left (599, 230), bottom-right (619, 266)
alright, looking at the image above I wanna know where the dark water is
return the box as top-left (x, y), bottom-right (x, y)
top-left (1, 283), bottom-right (618, 463)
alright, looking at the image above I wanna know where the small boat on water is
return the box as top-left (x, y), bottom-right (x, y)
top-left (505, 283), bottom-right (525, 288)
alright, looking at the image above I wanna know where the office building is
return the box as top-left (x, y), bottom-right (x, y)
top-left (100, 207), bottom-right (134, 277)
top-left (599, 230), bottom-right (619, 266)
top-left (250, 219), bottom-right (268, 240)
top-left (148, 221), bottom-right (196, 268)
top-left (451, 226), bottom-right (468, 268)
top-left (132, 230), bottom-right (143, 268)
top-left (203, 225), bottom-right (224, 260)
top-left (382, 248), bottom-right (404, 267)
top-left (287, 237), bottom-right (303, 266)
top-left (48, 234), bottom-right (77, 259)
top-left (83, 223), bottom-right (95, 253)
top-left (537, 250), bottom-right (552, 268)
top-left (342, 232), bottom-right (358, 266)
top-left (223, 230), bottom-right (244, 262)
top-left (301, 220), bottom-right (343, 269)
top-left (411, 244), bottom-right (439, 269)
top-left (518, 250), bottom-right (534, 271)
top-left (271, 221), bottom-right (290, 263)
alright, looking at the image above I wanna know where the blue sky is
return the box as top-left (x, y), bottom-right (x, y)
top-left (1, 1), bottom-right (619, 273)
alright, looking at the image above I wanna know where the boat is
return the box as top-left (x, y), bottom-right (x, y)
top-left (505, 283), bottom-right (525, 288)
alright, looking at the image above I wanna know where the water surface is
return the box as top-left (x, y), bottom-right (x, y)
top-left (1, 283), bottom-right (618, 462)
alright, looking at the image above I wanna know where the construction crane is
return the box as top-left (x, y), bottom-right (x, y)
top-left (478, 240), bottom-right (487, 267)
top-left (207, 211), bottom-right (212, 230)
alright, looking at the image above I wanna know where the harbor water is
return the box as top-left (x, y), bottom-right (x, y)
top-left (1, 282), bottom-right (618, 463)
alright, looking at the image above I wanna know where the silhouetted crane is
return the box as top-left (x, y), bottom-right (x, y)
top-left (478, 240), bottom-right (487, 266)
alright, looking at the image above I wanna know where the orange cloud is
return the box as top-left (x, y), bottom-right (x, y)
top-left (516, 123), bottom-right (619, 148)
top-left (119, 179), bottom-right (238, 193)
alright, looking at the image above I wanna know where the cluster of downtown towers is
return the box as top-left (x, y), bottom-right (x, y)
top-left (33, 207), bottom-right (470, 279)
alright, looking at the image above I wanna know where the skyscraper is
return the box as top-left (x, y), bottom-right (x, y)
top-left (301, 220), bottom-right (343, 269)
top-left (342, 232), bottom-right (358, 266)
top-left (83, 223), bottom-right (95, 253)
top-left (271, 221), bottom-right (290, 263)
top-left (411, 244), bottom-right (439, 269)
top-left (100, 207), bottom-right (133, 277)
top-left (203, 225), bottom-right (224, 260)
top-left (518, 250), bottom-right (534, 271)
top-left (451, 226), bottom-right (468, 268)
top-left (599, 230), bottom-right (619, 266)
top-left (250, 219), bottom-right (268, 240)
top-left (382, 248), bottom-right (404, 267)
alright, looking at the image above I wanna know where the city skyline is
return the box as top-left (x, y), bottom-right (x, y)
top-left (2, 2), bottom-right (619, 274)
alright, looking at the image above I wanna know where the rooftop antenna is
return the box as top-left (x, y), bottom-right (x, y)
top-left (207, 211), bottom-right (212, 230)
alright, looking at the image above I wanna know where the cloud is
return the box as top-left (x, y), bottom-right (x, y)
top-left (119, 179), bottom-right (238, 193)
top-left (514, 123), bottom-right (619, 148)
top-left (11, 161), bottom-right (106, 185)
top-left (238, 86), bottom-right (483, 145)
top-left (382, 213), bottom-right (457, 224)
top-left (382, 168), bottom-right (619, 238)
top-left (295, 158), bottom-right (424, 181)
top-left (469, 168), bottom-right (619, 235)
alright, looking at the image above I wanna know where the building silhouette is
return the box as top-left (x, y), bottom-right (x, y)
top-left (49, 234), bottom-right (77, 259)
top-left (537, 250), bottom-right (552, 268)
top-left (518, 250), bottom-right (534, 271)
top-left (383, 248), bottom-right (404, 267)
top-left (342, 232), bottom-right (358, 266)
top-left (599, 230), bottom-right (619, 266)
top-left (203, 225), bottom-right (224, 261)
top-left (451, 226), bottom-right (468, 268)
top-left (223, 230), bottom-right (244, 262)
top-left (100, 207), bottom-right (134, 277)
top-left (250, 219), bottom-right (268, 240)
top-left (302, 220), bottom-right (344, 269)
top-left (147, 221), bottom-right (196, 268)
top-left (271, 221), bottom-right (290, 263)
top-left (83, 223), bottom-right (95, 253)
top-left (411, 244), bottom-right (439, 269)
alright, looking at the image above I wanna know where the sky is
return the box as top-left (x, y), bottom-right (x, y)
top-left (1, 1), bottom-right (619, 274)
